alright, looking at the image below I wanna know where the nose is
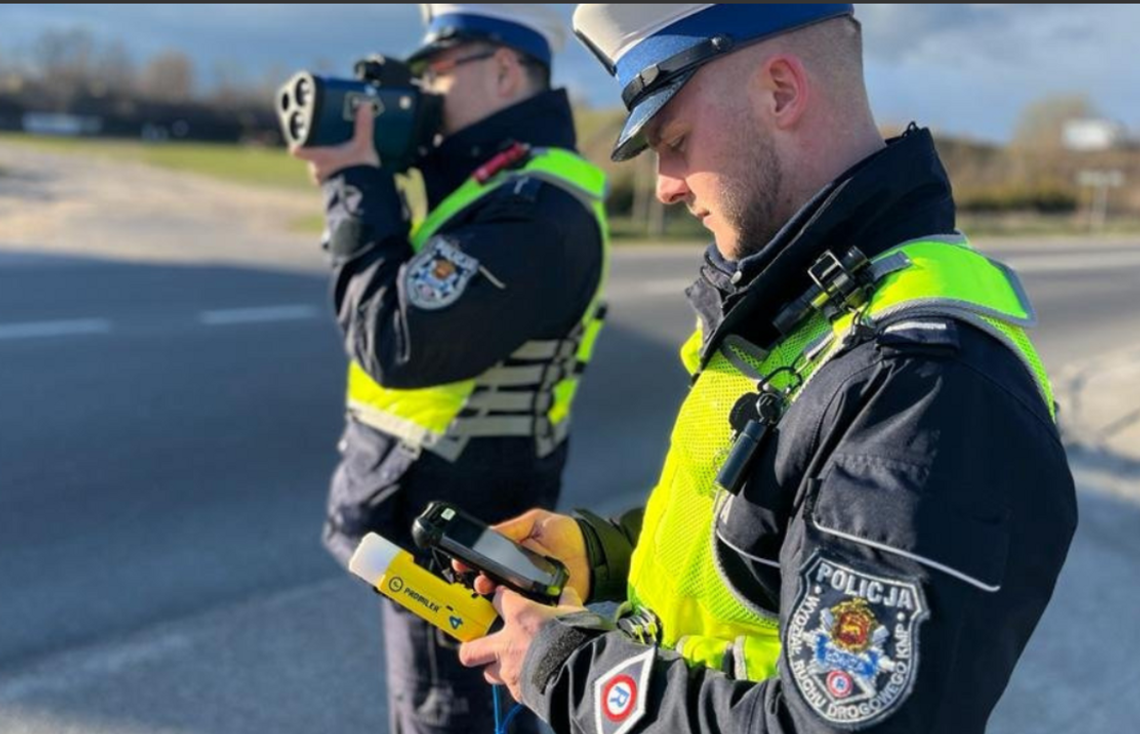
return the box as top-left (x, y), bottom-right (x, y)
top-left (655, 155), bottom-right (690, 206)
top-left (656, 172), bottom-right (690, 206)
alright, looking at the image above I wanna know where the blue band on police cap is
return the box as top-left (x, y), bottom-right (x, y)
top-left (614, 3), bottom-right (853, 104)
top-left (426, 12), bottom-right (552, 66)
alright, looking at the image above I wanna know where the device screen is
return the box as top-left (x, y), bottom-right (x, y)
top-left (444, 510), bottom-right (560, 584)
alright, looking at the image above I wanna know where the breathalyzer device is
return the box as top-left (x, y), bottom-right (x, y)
top-left (349, 533), bottom-right (498, 643)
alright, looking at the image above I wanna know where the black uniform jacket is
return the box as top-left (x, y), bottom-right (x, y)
top-left (320, 89), bottom-right (605, 563)
top-left (524, 127), bottom-right (1078, 734)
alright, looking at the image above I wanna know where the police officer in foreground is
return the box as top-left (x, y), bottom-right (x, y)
top-left (292, 4), bottom-right (608, 732)
top-left (458, 5), bottom-right (1078, 733)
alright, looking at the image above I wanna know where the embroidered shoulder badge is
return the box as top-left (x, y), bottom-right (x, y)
top-left (405, 238), bottom-right (480, 311)
top-left (786, 554), bottom-right (929, 729)
top-left (593, 648), bottom-right (654, 734)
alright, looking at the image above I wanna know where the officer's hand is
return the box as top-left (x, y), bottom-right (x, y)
top-left (458, 585), bottom-right (585, 702)
top-left (290, 103), bottom-right (380, 184)
top-left (453, 509), bottom-right (591, 601)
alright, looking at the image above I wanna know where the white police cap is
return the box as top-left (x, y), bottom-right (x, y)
top-left (573, 4), bottom-right (854, 161)
top-left (410, 4), bottom-right (568, 69)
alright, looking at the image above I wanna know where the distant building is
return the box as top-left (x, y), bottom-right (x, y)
top-left (1, 81), bottom-right (279, 143)
top-left (1063, 118), bottom-right (1127, 152)
top-left (22, 112), bottom-right (103, 136)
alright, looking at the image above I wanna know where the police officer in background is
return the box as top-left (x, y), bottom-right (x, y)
top-left (458, 5), bottom-right (1077, 733)
top-left (292, 5), bottom-right (608, 733)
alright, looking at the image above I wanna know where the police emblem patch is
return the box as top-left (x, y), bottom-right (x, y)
top-left (786, 554), bottom-right (928, 728)
top-left (593, 648), bottom-right (654, 734)
top-left (405, 238), bottom-right (480, 310)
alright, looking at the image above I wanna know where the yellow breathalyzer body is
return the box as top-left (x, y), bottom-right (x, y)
top-left (349, 532), bottom-right (497, 642)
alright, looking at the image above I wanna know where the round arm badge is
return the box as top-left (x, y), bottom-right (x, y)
top-left (405, 237), bottom-right (481, 311)
top-left (785, 553), bottom-right (929, 729)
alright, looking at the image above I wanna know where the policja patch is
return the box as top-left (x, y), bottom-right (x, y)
top-left (405, 237), bottom-right (481, 310)
top-left (786, 554), bottom-right (928, 729)
top-left (593, 648), bottom-right (654, 734)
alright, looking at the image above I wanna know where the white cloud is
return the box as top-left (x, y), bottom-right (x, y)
top-left (859, 4), bottom-right (1140, 140)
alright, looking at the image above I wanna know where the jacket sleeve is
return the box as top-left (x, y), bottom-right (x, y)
top-left (323, 165), bottom-right (603, 389)
top-left (520, 325), bottom-right (1078, 734)
top-left (576, 507), bottom-right (645, 603)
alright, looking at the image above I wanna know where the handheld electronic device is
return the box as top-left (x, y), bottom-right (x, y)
top-left (413, 501), bottom-right (569, 604)
top-left (349, 533), bottom-right (497, 642)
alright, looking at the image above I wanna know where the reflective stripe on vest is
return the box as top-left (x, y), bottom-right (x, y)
top-left (346, 148), bottom-right (609, 462)
top-left (627, 235), bottom-right (1054, 681)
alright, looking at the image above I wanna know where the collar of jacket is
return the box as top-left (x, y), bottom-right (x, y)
top-left (688, 125), bottom-right (958, 363)
top-left (417, 88), bottom-right (579, 209)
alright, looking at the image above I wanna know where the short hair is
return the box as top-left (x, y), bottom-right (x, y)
top-left (784, 16), bottom-right (864, 93)
top-left (515, 52), bottom-right (551, 91)
top-left (469, 40), bottom-right (551, 92)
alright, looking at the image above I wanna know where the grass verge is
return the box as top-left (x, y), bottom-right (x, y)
top-left (0, 132), bottom-right (310, 191)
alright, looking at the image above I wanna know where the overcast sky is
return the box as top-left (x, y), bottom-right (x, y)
top-left (1, 4), bottom-right (1135, 142)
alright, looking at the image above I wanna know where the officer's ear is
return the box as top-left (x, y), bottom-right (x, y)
top-left (492, 46), bottom-right (531, 99)
top-left (493, 47), bottom-right (522, 98)
top-left (763, 54), bottom-right (809, 130)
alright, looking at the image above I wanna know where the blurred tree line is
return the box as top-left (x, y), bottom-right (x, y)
top-left (0, 29), bottom-right (281, 143)
top-left (3, 28), bottom-right (1137, 233)
top-left (575, 94), bottom-right (1140, 236)
top-left (0, 28), bottom-right (284, 107)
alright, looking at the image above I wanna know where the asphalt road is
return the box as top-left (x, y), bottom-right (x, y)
top-left (1, 241), bottom-right (1139, 733)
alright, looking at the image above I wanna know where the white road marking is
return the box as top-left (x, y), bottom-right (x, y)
top-left (1004, 250), bottom-right (1140, 274)
top-left (198, 305), bottom-right (321, 325)
top-left (607, 278), bottom-right (693, 301)
top-left (0, 577), bottom-right (339, 704)
top-left (0, 633), bottom-right (193, 703)
top-left (0, 318), bottom-right (112, 340)
top-left (605, 249), bottom-right (1140, 303)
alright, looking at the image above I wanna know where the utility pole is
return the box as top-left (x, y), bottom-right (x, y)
top-left (1077, 169), bottom-right (1125, 234)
